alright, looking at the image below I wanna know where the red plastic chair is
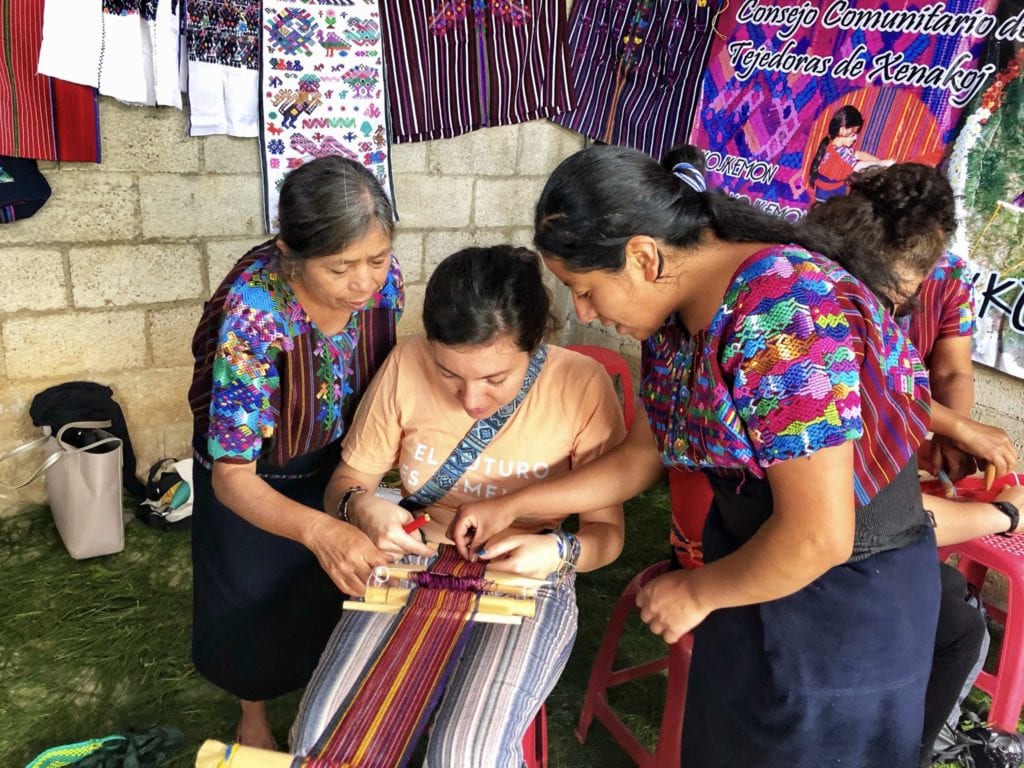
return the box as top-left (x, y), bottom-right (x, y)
top-left (575, 468), bottom-right (713, 767)
top-left (520, 345), bottom-right (638, 768)
top-left (522, 706), bottom-right (547, 768)
top-left (923, 473), bottom-right (1024, 732)
top-left (567, 344), bottom-right (636, 430)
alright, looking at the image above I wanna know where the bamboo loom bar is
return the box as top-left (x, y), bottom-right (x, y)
top-left (342, 564), bottom-right (546, 625)
top-left (344, 589), bottom-right (534, 625)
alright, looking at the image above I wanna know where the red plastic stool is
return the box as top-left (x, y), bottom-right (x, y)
top-left (522, 705), bottom-right (548, 768)
top-left (575, 469), bottom-right (713, 767)
top-left (923, 473), bottom-right (1024, 732)
top-left (521, 344), bottom-right (635, 768)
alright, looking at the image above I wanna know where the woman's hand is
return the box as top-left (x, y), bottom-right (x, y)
top-left (636, 569), bottom-right (711, 645)
top-left (302, 514), bottom-right (391, 596)
top-left (448, 497), bottom-right (519, 560)
top-left (480, 534), bottom-right (562, 579)
top-left (941, 418), bottom-right (1019, 482)
top-left (349, 492), bottom-right (435, 558)
top-left (929, 436), bottom-right (977, 483)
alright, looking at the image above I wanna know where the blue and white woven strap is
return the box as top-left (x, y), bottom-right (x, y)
top-left (400, 344), bottom-right (549, 511)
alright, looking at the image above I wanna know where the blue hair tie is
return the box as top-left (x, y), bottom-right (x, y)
top-left (672, 162), bottom-right (706, 193)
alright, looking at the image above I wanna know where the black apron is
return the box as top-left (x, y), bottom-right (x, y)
top-left (681, 462), bottom-right (941, 768)
top-left (191, 445), bottom-right (343, 701)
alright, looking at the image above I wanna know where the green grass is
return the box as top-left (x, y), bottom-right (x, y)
top-left (2, 485), bottom-right (1006, 767)
top-left (0, 486), bottom-right (673, 768)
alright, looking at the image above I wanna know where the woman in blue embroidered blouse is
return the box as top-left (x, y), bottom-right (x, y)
top-left (451, 145), bottom-right (943, 767)
top-left (188, 156), bottom-right (403, 748)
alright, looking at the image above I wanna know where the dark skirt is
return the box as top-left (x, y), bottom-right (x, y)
top-left (681, 506), bottom-right (941, 768)
top-left (190, 453), bottom-right (344, 701)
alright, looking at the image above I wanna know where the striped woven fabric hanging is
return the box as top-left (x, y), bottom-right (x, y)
top-left (301, 546), bottom-right (486, 768)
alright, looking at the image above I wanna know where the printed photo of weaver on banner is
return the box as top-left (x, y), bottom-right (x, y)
top-left (690, 0), bottom-right (1005, 220)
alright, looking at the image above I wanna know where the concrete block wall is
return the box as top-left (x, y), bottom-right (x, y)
top-left (0, 98), bottom-right (584, 514)
top-left (4, 98), bottom-right (1023, 513)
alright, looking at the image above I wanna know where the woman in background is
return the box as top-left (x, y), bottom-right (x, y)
top-left (803, 162), bottom-right (1021, 765)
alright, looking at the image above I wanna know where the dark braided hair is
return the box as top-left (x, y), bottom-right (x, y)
top-left (808, 105), bottom-right (864, 187)
top-left (534, 144), bottom-right (838, 274)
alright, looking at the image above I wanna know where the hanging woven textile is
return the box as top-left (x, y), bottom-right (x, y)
top-left (37, 0), bottom-right (184, 109)
top-left (552, 0), bottom-right (723, 161)
top-left (378, 0), bottom-right (574, 143)
top-left (185, 1), bottom-right (260, 137)
top-left (301, 546), bottom-right (486, 768)
top-left (259, 0), bottom-right (393, 231)
top-left (0, 0), bottom-right (100, 162)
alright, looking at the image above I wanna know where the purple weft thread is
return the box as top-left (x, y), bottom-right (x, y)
top-left (411, 572), bottom-right (491, 593)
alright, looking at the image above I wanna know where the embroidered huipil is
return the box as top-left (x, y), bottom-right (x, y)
top-left (643, 245), bottom-right (931, 508)
top-left (186, 1), bottom-right (260, 135)
top-left (812, 143), bottom-right (859, 201)
top-left (189, 241), bottom-right (403, 469)
top-left (553, 0), bottom-right (721, 161)
top-left (37, 0), bottom-right (184, 108)
top-left (379, 0), bottom-right (574, 143)
top-left (898, 251), bottom-right (975, 363)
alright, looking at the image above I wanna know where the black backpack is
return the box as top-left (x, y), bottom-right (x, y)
top-left (29, 382), bottom-right (146, 501)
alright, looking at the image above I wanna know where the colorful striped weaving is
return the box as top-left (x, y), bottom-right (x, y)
top-left (303, 546), bottom-right (485, 768)
top-left (0, 0), bottom-right (100, 162)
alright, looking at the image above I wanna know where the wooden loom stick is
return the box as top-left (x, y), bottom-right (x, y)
top-left (344, 563), bottom-right (544, 625)
top-left (345, 588), bottom-right (534, 625)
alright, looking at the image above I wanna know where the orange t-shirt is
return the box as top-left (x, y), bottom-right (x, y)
top-left (341, 337), bottom-right (627, 532)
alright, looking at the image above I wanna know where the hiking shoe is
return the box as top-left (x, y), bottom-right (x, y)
top-left (957, 712), bottom-right (1024, 768)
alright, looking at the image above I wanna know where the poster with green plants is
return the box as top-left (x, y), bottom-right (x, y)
top-left (951, 50), bottom-right (1024, 379)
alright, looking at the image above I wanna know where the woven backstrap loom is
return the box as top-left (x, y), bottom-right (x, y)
top-left (194, 548), bottom-right (543, 768)
top-left (302, 546), bottom-right (487, 768)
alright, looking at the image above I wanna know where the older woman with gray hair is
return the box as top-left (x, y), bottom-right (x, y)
top-left (187, 156), bottom-right (403, 748)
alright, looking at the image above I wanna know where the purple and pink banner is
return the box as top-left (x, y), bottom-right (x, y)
top-left (690, 0), bottom-right (1018, 219)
